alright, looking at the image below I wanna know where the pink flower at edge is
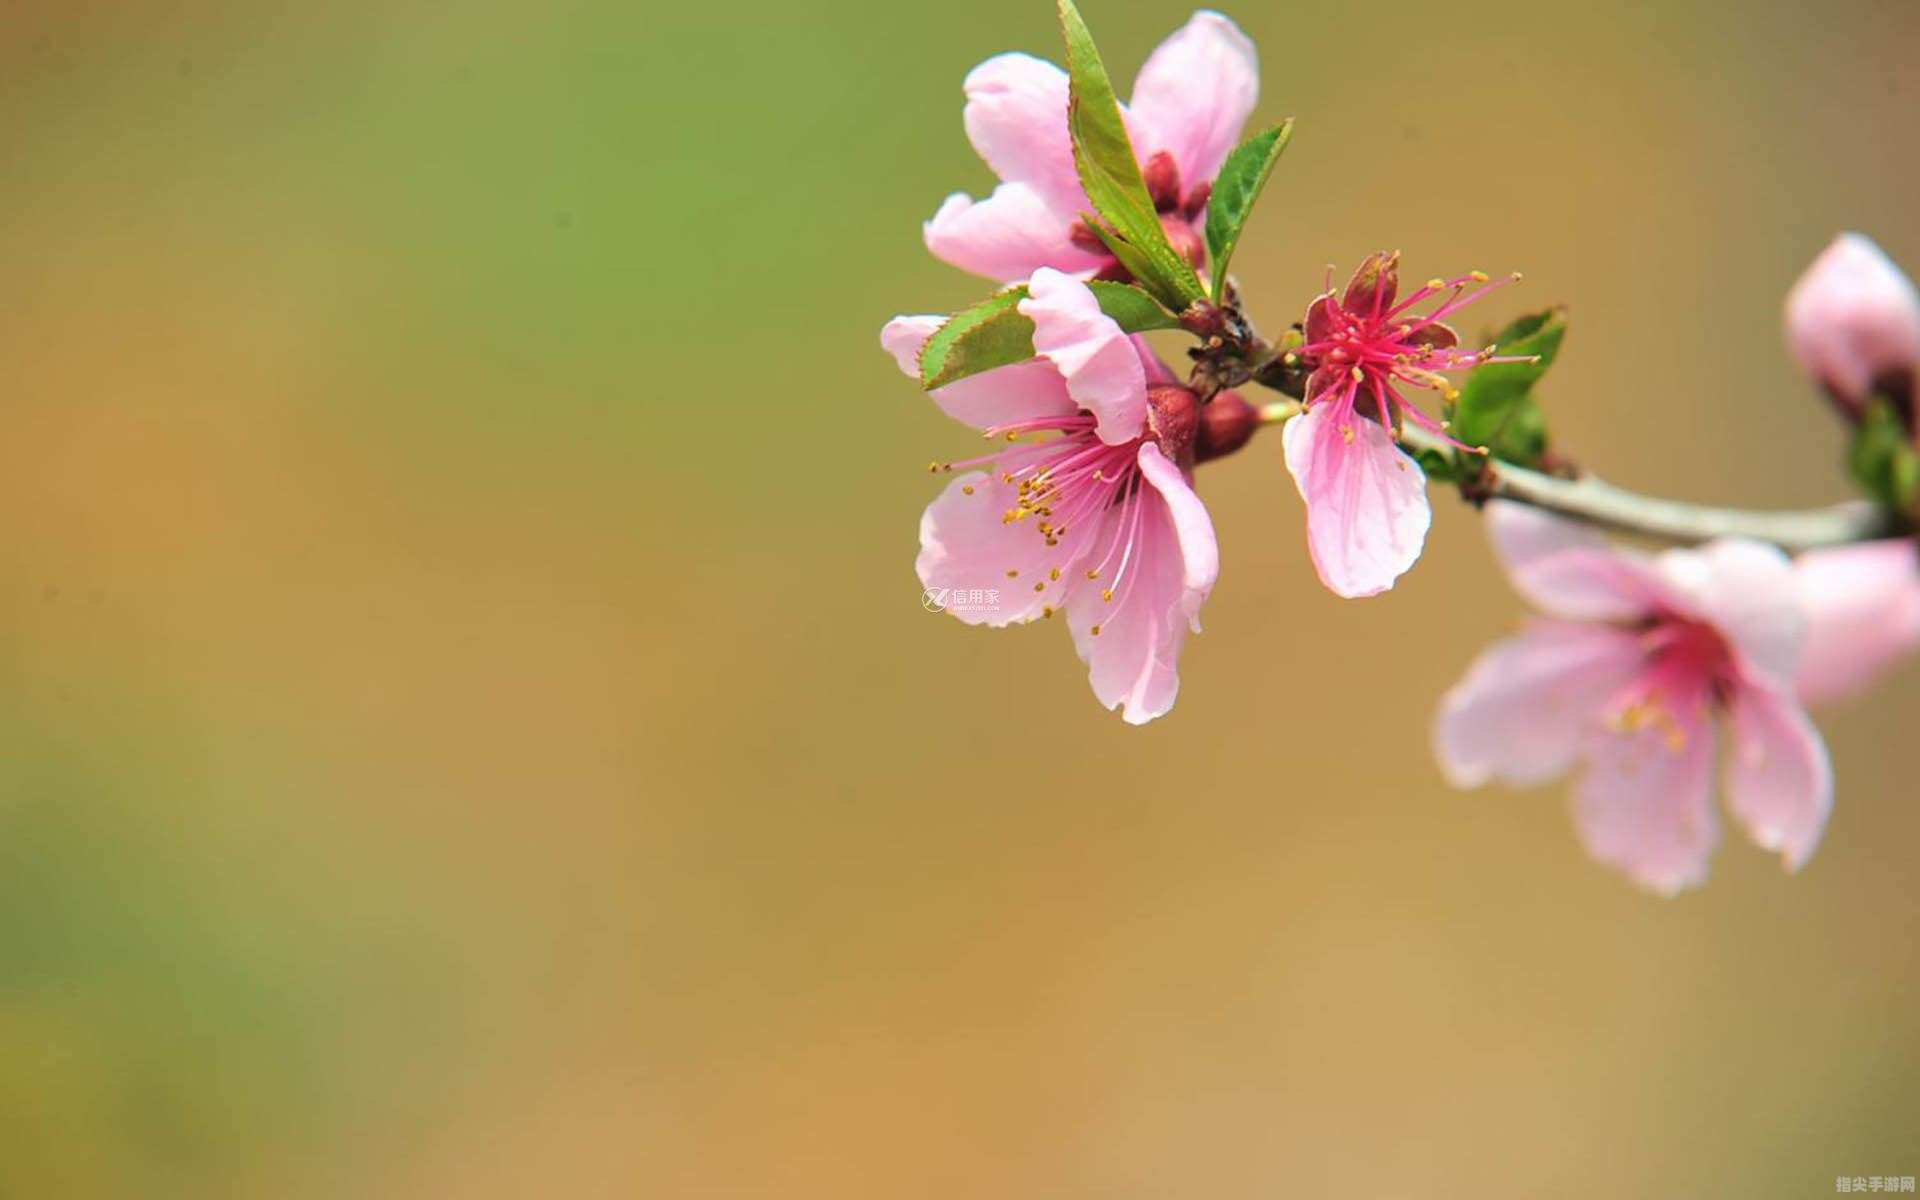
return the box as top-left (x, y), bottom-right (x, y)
top-left (924, 11), bottom-right (1260, 285)
top-left (880, 272), bottom-right (1226, 724)
top-left (1794, 539), bottom-right (1920, 706)
top-left (1434, 502), bottom-right (1833, 895)
top-left (1784, 233), bottom-right (1920, 417)
top-left (1284, 252), bottom-right (1531, 599)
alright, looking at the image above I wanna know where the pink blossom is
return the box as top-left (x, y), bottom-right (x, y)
top-left (881, 270), bottom-right (1223, 723)
top-left (924, 11), bottom-right (1259, 284)
top-left (1284, 253), bottom-right (1528, 598)
top-left (1794, 539), bottom-right (1920, 705)
top-left (1434, 502), bottom-right (1833, 895)
top-left (1784, 233), bottom-right (1920, 414)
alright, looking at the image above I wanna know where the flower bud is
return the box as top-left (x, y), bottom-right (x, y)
top-left (1146, 382), bottom-right (1200, 465)
top-left (1143, 151), bottom-right (1184, 214)
top-left (1784, 233), bottom-right (1920, 420)
top-left (1195, 390), bottom-right (1259, 463)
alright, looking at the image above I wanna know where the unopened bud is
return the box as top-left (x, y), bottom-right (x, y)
top-left (1195, 391), bottom-right (1260, 463)
top-left (1784, 233), bottom-right (1920, 421)
top-left (1143, 151), bottom-right (1183, 213)
top-left (1146, 383), bottom-right (1201, 465)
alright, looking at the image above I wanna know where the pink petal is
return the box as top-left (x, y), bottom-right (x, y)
top-left (923, 185), bottom-right (1104, 285)
top-left (1127, 11), bottom-right (1260, 189)
top-left (916, 472), bottom-right (1095, 627)
top-left (881, 315), bottom-right (944, 379)
top-left (1282, 404), bottom-right (1430, 599)
top-left (881, 314), bottom-right (1077, 430)
top-left (1784, 232), bottom-right (1920, 406)
top-left (1723, 677), bottom-right (1833, 873)
top-left (960, 53), bottom-right (1088, 218)
top-left (1794, 539), bottom-right (1920, 704)
top-left (1572, 702), bottom-right (1720, 896)
top-left (1063, 445), bottom-right (1218, 724)
top-left (1483, 501), bottom-right (1662, 622)
top-left (1135, 441), bottom-right (1218, 629)
top-left (879, 312), bottom-right (1075, 430)
top-left (1433, 621), bottom-right (1646, 788)
top-left (1020, 268), bottom-right (1148, 445)
top-left (1655, 539), bottom-right (1804, 687)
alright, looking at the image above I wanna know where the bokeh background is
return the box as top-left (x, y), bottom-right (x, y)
top-left (2, 0), bottom-right (1916, 1195)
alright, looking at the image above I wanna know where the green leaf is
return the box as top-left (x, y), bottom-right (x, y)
top-left (1204, 121), bottom-right (1294, 300)
top-left (1847, 396), bottom-right (1920, 512)
top-left (1085, 280), bottom-right (1183, 332)
top-left (918, 282), bottom-right (1180, 390)
top-left (1057, 0), bottom-right (1206, 312)
top-left (1450, 307), bottom-right (1568, 471)
top-left (919, 289), bottom-right (1033, 391)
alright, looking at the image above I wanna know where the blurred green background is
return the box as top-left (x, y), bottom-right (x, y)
top-left (2, 0), bottom-right (1917, 1195)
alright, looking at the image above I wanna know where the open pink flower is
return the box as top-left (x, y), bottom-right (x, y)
top-left (1434, 502), bottom-right (1832, 895)
top-left (1794, 539), bottom-right (1920, 705)
top-left (1784, 233), bottom-right (1920, 416)
top-left (882, 270), bottom-right (1222, 723)
top-left (924, 11), bottom-right (1259, 284)
top-left (1284, 252), bottom-right (1528, 598)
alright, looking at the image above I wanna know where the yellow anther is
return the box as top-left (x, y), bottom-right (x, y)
top-left (1469, 270), bottom-right (1490, 283)
top-left (1425, 277), bottom-right (1445, 290)
top-left (1102, 587), bottom-right (1114, 602)
top-left (1090, 624), bottom-right (1102, 636)
top-left (927, 461), bottom-right (941, 473)
top-left (1085, 569), bottom-right (1100, 580)
top-left (1049, 567), bottom-right (1061, 581)
top-left (961, 484), bottom-right (974, 495)
top-left (1510, 271), bottom-right (1524, 282)
top-left (1006, 569), bottom-right (1019, 578)
top-left (1042, 605), bottom-right (1054, 619)
top-left (1283, 352), bottom-right (1299, 366)
top-left (1340, 423), bottom-right (1355, 445)
top-left (1033, 581), bottom-right (1045, 593)
top-left (1005, 431), bottom-right (1020, 441)
top-left (1350, 365), bottom-right (1365, 382)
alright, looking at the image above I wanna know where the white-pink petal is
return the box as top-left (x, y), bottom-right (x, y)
top-left (1282, 405), bottom-right (1430, 599)
top-left (1572, 707), bottom-right (1720, 896)
top-left (1064, 497), bottom-right (1184, 725)
top-left (960, 53), bottom-right (1088, 218)
top-left (1127, 10), bottom-right (1260, 189)
top-left (916, 472), bottom-right (1095, 628)
top-left (923, 185), bottom-right (1102, 285)
top-left (1794, 539), bottom-right (1920, 705)
top-left (1722, 677), bottom-right (1833, 872)
top-left (1483, 501), bottom-right (1663, 623)
top-left (1433, 621), bottom-right (1646, 788)
top-left (1020, 268), bottom-right (1148, 445)
top-left (1655, 539), bottom-right (1804, 687)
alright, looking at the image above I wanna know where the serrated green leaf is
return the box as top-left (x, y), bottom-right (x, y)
top-left (1205, 121), bottom-right (1294, 300)
top-left (1085, 280), bottom-right (1182, 331)
top-left (918, 281), bottom-right (1180, 390)
top-left (919, 290), bottom-right (1033, 391)
top-left (1847, 396), bottom-right (1920, 512)
top-left (1450, 307), bottom-right (1567, 471)
top-left (1057, 0), bottom-right (1206, 311)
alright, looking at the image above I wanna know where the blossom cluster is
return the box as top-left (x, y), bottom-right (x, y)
top-left (881, 6), bottom-right (1920, 892)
